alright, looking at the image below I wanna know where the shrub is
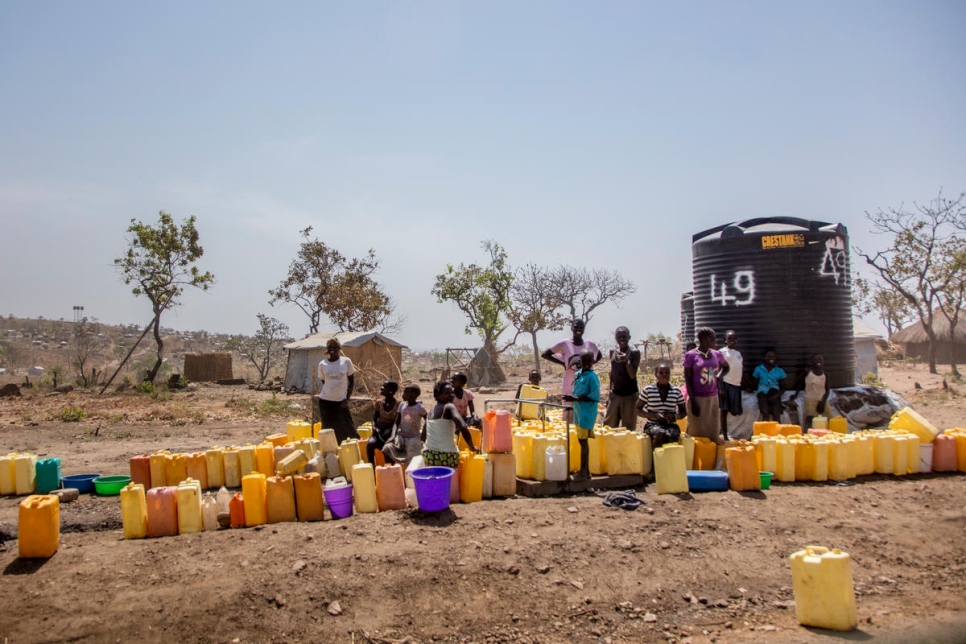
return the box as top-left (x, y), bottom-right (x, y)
top-left (137, 381), bottom-right (155, 395)
top-left (60, 406), bottom-right (86, 422)
top-left (861, 372), bottom-right (886, 388)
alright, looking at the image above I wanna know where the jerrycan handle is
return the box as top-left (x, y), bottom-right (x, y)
top-left (804, 545), bottom-right (830, 556)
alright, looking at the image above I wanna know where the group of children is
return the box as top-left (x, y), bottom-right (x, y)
top-left (360, 322), bottom-right (833, 483)
top-left (365, 372), bottom-right (482, 471)
top-left (683, 328), bottom-right (831, 444)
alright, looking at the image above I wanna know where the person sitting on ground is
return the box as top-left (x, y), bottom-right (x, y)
top-left (562, 349), bottom-right (600, 481)
top-left (793, 353), bottom-right (829, 429)
top-left (683, 327), bottom-right (729, 444)
top-left (603, 326), bottom-right (642, 431)
top-left (636, 363), bottom-right (687, 448)
top-left (450, 371), bottom-right (481, 429)
top-left (515, 369), bottom-right (546, 420)
top-left (383, 384), bottom-right (427, 467)
top-left (423, 381), bottom-right (479, 468)
top-left (752, 348), bottom-right (787, 422)
top-left (367, 380), bottom-right (399, 464)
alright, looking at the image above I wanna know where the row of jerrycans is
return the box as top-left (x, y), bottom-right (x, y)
top-left (129, 436), bottom-right (334, 491)
top-left (0, 453), bottom-right (62, 496)
top-left (511, 429), bottom-right (655, 481)
top-left (652, 441), bottom-right (762, 495)
top-left (0, 454), bottom-right (62, 496)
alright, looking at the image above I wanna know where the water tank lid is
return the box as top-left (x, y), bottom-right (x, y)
top-left (692, 217), bottom-right (846, 243)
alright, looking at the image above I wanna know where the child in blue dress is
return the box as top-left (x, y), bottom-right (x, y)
top-left (752, 348), bottom-right (787, 422)
top-left (562, 349), bottom-right (600, 481)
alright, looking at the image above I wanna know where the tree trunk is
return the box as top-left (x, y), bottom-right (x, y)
top-left (926, 336), bottom-right (938, 374)
top-left (530, 331), bottom-right (540, 374)
top-left (145, 318), bottom-right (165, 383)
top-left (481, 336), bottom-right (507, 385)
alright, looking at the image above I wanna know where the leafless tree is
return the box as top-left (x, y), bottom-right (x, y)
top-left (855, 189), bottom-right (966, 374)
top-left (551, 265), bottom-right (636, 323)
top-left (509, 263), bottom-right (568, 372)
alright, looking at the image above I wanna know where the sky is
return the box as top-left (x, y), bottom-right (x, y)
top-left (2, 1), bottom-right (965, 352)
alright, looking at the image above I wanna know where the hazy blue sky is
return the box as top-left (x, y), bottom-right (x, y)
top-left (2, 1), bottom-right (964, 351)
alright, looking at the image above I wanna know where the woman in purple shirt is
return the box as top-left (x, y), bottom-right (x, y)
top-left (683, 327), bottom-right (729, 444)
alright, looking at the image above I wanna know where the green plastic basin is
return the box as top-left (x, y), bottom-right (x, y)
top-left (93, 475), bottom-right (131, 496)
top-left (759, 471), bottom-right (773, 490)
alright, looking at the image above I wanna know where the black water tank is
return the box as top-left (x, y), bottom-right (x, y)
top-left (691, 218), bottom-right (855, 388)
top-left (680, 292), bottom-right (694, 345)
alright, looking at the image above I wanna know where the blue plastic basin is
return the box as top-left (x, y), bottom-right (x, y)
top-left (62, 473), bottom-right (102, 493)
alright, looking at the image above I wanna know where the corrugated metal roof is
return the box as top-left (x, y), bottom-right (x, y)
top-left (284, 331), bottom-right (407, 350)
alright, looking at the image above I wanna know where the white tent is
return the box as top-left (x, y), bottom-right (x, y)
top-left (853, 318), bottom-right (881, 383)
top-left (283, 331), bottom-right (406, 395)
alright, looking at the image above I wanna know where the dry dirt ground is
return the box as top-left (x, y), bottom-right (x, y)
top-left (0, 364), bottom-right (964, 644)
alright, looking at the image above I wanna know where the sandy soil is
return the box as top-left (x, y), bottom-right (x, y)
top-left (0, 364), bottom-right (964, 644)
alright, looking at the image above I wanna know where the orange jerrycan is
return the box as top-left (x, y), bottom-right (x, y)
top-left (18, 495), bottom-right (60, 558)
top-left (725, 445), bottom-right (761, 491)
top-left (482, 410), bottom-right (513, 453)
top-left (375, 465), bottom-right (407, 511)
top-left (186, 453), bottom-right (208, 490)
top-left (229, 492), bottom-right (246, 528)
top-left (146, 486), bottom-right (178, 538)
top-left (693, 436), bottom-right (717, 470)
top-left (829, 416), bottom-right (849, 434)
top-left (266, 476), bottom-right (297, 524)
top-left (789, 546), bottom-right (858, 631)
top-left (490, 453), bottom-right (516, 497)
top-left (753, 421), bottom-right (778, 437)
top-left (129, 454), bottom-right (152, 490)
top-left (931, 434), bottom-right (957, 471)
top-left (294, 473), bottom-right (325, 522)
top-left (266, 432), bottom-right (289, 448)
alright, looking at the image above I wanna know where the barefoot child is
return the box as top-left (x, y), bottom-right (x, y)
top-left (423, 381), bottom-right (479, 468)
top-left (563, 349), bottom-right (600, 481)
top-left (794, 354), bottom-right (830, 429)
top-left (450, 372), bottom-right (480, 428)
top-left (367, 380), bottom-right (399, 463)
top-left (718, 330), bottom-right (743, 440)
top-left (603, 326), bottom-right (641, 431)
top-left (752, 348), bottom-right (787, 422)
top-left (383, 385), bottom-right (427, 467)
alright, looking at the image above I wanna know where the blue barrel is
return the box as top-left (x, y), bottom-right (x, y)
top-left (691, 218), bottom-right (854, 388)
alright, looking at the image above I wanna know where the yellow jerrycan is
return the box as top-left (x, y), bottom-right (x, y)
top-left (512, 432), bottom-right (534, 479)
top-left (352, 463), bottom-right (378, 513)
top-left (14, 453), bottom-right (37, 495)
top-left (829, 416), bottom-right (849, 434)
top-left (149, 451), bottom-right (169, 490)
top-left (637, 433), bottom-right (653, 477)
top-left (873, 433), bottom-right (894, 474)
top-left (176, 479), bottom-right (204, 535)
top-left (165, 453), bottom-right (188, 487)
top-left (852, 434), bottom-right (874, 476)
top-left (904, 433), bottom-right (920, 474)
top-left (237, 445), bottom-right (257, 478)
top-left (459, 454), bottom-right (486, 503)
top-left (286, 420), bottom-right (313, 442)
top-left (827, 439), bottom-right (850, 482)
top-left (0, 453), bottom-right (18, 495)
top-left (587, 431), bottom-right (607, 476)
top-left (205, 448), bottom-right (225, 489)
top-left (679, 433), bottom-right (695, 470)
top-left (653, 444), bottom-right (688, 494)
top-left (891, 435), bottom-right (909, 476)
top-left (888, 407), bottom-right (939, 444)
top-left (516, 384), bottom-right (547, 420)
top-left (755, 436), bottom-right (777, 474)
top-left (789, 546), bottom-right (858, 631)
top-left (241, 473), bottom-right (268, 526)
top-left (604, 432), bottom-right (642, 476)
top-left (530, 435), bottom-right (549, 481)
top-left (222, 448), bottom-right (242, 488)
top-left (255, 442), bottom-right (275, 477)
top-left (120, 483), bottom-right (148, 539)
top-left (775, 439), bottom-right (796, 482)
top-left (339, 441), bottom-right (363, 483)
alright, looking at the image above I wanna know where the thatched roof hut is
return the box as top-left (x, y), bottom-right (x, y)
top-left (283, 331), bottom-right (407, 396)
top-left (891, 312), bottom-right (966, 363)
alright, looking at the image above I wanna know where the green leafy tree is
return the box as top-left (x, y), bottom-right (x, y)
top-left (508, 262), bottom-right (567, 373)
top-left (852, 276), bottom-right (914, 338)
top-left (114, 212), bottom-right (214, 383)
top-left (269, 227), bottom-right (399, 335)
top-left (855, 190), bottom-right (966, 373)
top-left (224, 314), bottom-right (293, 381)
top-left (432, 240), bottom-right (514, 380)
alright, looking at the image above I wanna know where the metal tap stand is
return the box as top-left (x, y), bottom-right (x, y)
top-left (482, 398), bottom-right (575, 481)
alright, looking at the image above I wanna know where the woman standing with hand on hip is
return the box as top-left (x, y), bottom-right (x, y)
top-left (316, 337), bottom-right (357, 443)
